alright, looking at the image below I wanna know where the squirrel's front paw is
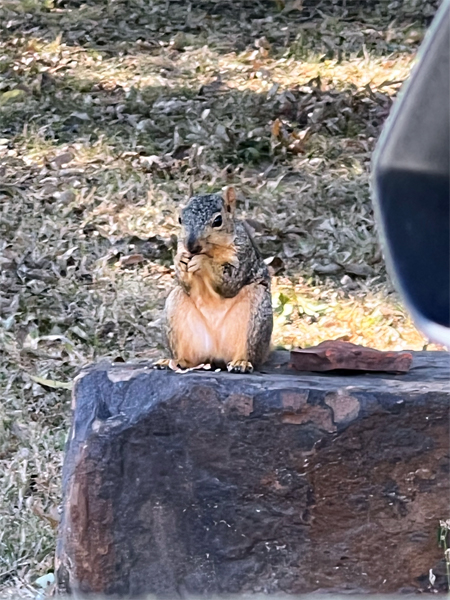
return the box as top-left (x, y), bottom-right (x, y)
top-left (175, 252), bottom-right (192, 275)
top-left (227, 360), bottom-right (254, 374)
top-left (186, 254), bottom-right (204, 274)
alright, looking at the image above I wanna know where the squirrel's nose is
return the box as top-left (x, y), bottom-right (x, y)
top-left (186, 236), bottom-right (202, 255)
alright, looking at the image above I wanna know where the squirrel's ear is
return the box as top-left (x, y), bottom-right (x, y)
top-left (224, 186), bottom-right (236, 214)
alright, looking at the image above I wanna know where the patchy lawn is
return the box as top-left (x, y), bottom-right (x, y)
top-left (0, 0), bottom-right (443, 595)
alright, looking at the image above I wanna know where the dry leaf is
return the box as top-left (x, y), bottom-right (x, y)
top-left (119, 254), bottom-right (145, 267)
top-left (271, 118), bottom-right (282, 138)
top-left (29, 375), bottom-right (73, 390)
top-left (53, 151), bottom-right (74, 168)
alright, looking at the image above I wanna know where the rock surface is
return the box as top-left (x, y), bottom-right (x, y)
top-left (56, 351), bottom-right (450, 596)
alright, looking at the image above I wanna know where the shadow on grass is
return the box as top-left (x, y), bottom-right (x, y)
top-left (0, 64), bottom-right (388, 284)
top-left (0, 67), bottom-right (391, 169)
top-left (0, 0), bottom-right (429, 171)
top-left (0, 0), bottom-right (438, 59)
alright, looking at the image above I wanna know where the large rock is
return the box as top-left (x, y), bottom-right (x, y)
top-left (56, 351), bottom-right (450, 596)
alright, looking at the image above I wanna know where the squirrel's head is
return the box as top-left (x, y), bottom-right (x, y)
top-left (178, 187), bottom-right (236, 255)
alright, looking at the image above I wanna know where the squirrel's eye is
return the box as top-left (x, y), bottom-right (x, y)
top-left (178, 216), bottom-right (182, 224)
top-left (212, 214), bottom-right (223, 228)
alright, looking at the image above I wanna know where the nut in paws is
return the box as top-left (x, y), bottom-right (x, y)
top-left (177, 252), bottom-right (192, 272)
top-left (187, 254), bottom-right (204, 274)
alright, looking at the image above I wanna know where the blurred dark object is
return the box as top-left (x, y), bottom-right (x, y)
top-left (290, 340), bottom-right (413, 372)
top-left (373, 0), bottom-right (450, 347)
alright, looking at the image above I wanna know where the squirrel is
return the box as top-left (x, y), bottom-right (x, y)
top-left (155, 187), bottom-right (273, 373)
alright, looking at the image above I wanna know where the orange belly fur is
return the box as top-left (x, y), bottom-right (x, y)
top-left (166, 277), bottom-right (253, 368)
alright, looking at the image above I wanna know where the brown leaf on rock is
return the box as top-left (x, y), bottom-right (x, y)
top-left (290, 341), bottom-right (413, 373)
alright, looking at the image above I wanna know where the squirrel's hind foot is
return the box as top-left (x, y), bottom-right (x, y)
top-left (227, 360), bottom-right (254, 374)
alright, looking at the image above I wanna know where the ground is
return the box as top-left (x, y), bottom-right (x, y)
top-left (0, 0), bottom-right (443, 595)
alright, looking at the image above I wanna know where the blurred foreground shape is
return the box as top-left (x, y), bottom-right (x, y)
top-left (373, 0), bottom-right (450, 346)
top-left (56, 351), bottom-right (449, 595)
